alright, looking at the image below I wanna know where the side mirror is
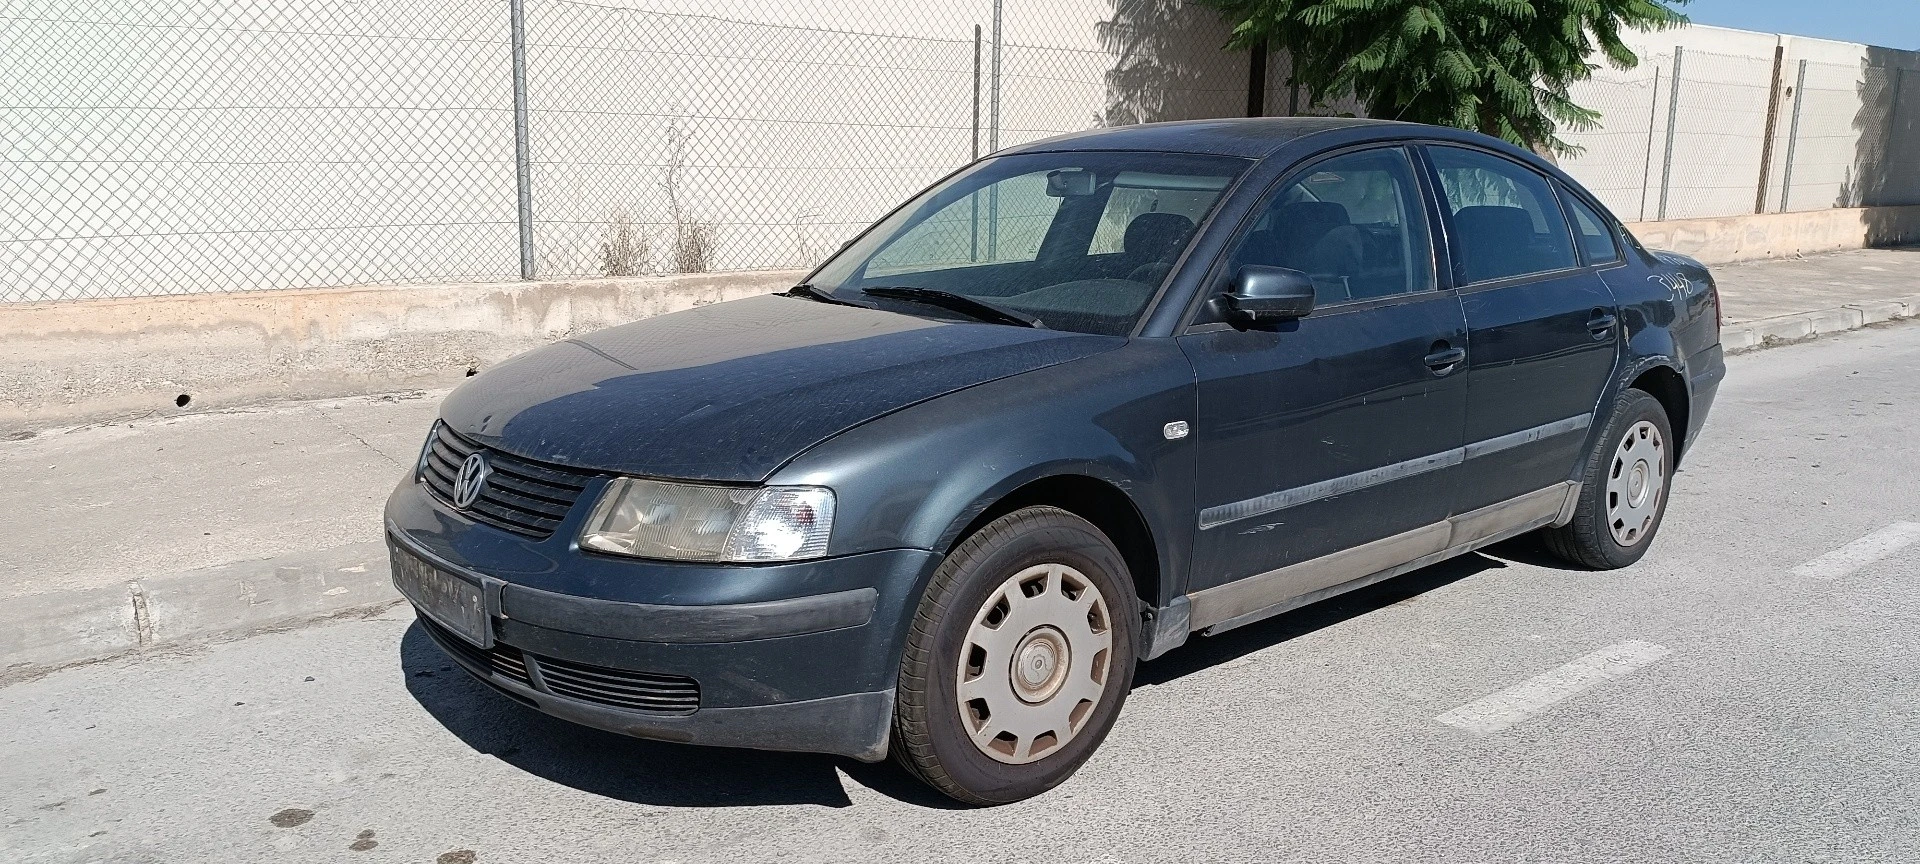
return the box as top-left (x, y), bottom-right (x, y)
top-left (1223, 265), bottom-right (1315, 322)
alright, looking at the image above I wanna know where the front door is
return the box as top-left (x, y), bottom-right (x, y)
top-left (1178, 146), bottom-right (1469, 623)
top-left (1422, 145), bottom-right (1622, 512)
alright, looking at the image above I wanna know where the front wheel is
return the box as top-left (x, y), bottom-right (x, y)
top-left (1542, 388), bottom-right (1675, 569)
top-left (891, 507), bottom-right (1138, 805)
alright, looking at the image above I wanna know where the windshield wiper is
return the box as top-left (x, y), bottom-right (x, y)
top-left (860, 286), bottom-right (1045, 328)
top-left (784, 283), bottom-right (873, 308)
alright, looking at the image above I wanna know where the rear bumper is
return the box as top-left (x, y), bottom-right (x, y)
top-left (385, 480), bottom-right (937, 761)
top-left (1686, 343), bottom-right (1726, 449)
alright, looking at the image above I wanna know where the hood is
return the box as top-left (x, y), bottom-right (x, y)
top-left (439, 294), bottom-right (1121, 482)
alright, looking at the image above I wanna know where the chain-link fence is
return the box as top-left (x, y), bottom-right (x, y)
top-left (3, 0), bottom-right (522, 302)
top-left (1562, 47), bottom-right (1919, 224)
top-left (5, 1), bottom-right (1918, 303)
top-left (4, 0), bottom-right (1263, 302)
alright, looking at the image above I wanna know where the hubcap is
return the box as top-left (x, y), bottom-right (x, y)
top-left (1606, 420), bottom-right (1666, 547)
top-left (955, 563), bottom-right (1113, 765)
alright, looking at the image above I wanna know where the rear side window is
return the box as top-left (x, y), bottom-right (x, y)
top-left (1428, 146), bottom-right (1577, 284)
top-left (1558, 186), bottom-right (1622, 266)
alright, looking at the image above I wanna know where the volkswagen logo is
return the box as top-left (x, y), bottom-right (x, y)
top-left (452, 452), bottom-right (491, 510)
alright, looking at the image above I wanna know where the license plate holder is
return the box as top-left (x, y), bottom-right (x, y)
top-left (390, 546), bottom-right (490, 648)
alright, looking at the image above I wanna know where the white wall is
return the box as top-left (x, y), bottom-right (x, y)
top-left (1559, 24), bottom-right (1920, 222)
top-left (4, 3), bottom-right (1916, 303)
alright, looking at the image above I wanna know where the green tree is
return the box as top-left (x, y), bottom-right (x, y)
top-left (1207, 0), bottom-right (1689, 155)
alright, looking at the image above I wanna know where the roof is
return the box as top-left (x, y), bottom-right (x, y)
top-left (1000, 117), bottom-right (1422, 159)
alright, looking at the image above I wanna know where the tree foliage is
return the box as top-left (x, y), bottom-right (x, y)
top-left (1205, 0), bottom-right (1689, 155)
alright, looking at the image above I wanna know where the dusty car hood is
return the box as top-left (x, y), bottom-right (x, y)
top-left (438, 294), bottom-right (1122, 482)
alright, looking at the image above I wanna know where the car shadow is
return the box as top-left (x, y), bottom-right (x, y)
top-left (398, 622), bottom-right (966, 809)
top-left (1134, 550), bottom-right (1510, 687)
top-left (400, 539), bottom-right (1568, 809)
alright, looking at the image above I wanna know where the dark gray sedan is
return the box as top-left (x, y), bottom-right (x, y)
top-left (387, 117), bottom-right (1725, 804)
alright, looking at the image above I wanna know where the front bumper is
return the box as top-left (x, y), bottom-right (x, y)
top-left (386, 479), bottom-right (937, 761)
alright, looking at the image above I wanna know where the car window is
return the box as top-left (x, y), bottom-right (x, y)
top-left (1428, 146), bottom-right (1578, 284)
top-left (806, 152), bottom-right (1248, 336)
top-left (1087, 185), bottom-right (1224, 255)
top-left (867, 172), bottom-right (1058, 275)
top-left (1225, 147), bottom-right (1433, 305)
top-left (1558, 186), bottom-right (1622, 266)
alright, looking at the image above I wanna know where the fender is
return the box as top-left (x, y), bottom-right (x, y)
top-left (769, 339), bottom-right (1199, 607)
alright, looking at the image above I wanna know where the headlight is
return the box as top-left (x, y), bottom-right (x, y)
top-left (578, 478), bottom-right (835, 563)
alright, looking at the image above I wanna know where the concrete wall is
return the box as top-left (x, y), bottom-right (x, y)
top-left (1560, 25), bottom-right (1920, 223)
top-left (1624, 205), bottom-right (1920, 264)
top-left (0, 269), bottom-right (800, 429)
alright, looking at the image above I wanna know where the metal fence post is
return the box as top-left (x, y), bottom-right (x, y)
top-left (509, 0), bottom-right (535, 280)
top-left (1657, 47), bottom-right (1684, 222)
top-left (989, 0), bottom-right (1002, 154)
top-left (971, 24), bottom-right (981, 262)
top-left (1754, 44), bottom-right (1786, 214)
top-left (972, 25), bottom-right (982, 162)
top-left (1246, 40), bottom-right (1267, 117)
top-left (1879, 67), bottom-right (1907, 208)
top-left (1779, 59), bottom-right (1808, 212)
top-left (1639, 66), bottom-right (1661, 222)
top-left (987, 0), bottom-right (1001, 259)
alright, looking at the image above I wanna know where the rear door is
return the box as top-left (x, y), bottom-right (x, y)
top-left (1178, 146), bottom-right (1469, 614)
top-left (1420, 145), bottom-right (1621, 513)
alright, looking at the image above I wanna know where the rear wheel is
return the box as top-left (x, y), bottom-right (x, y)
top-left (892, 506), bottom-right (1138, 805)
top-left (1543, 388), bottom-right (1675, 569)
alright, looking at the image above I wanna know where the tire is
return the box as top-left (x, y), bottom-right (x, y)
top-left (1542, 388), bottom-right (1676, 569)
top-left (892, 506), bottom-right (1139, 805)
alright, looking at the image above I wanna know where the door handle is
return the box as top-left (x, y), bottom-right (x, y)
top-left (1424, 346), bottom-right (1466, 374)
top-left (1588, 310), bottom-right (1618, 340)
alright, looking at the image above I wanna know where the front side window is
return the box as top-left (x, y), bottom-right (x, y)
top-left (1224, 146), bottom-right (1433, 305)
top-left (806, 152), bottom-right (1249, 336)
top-left (1428, 146), bottom-right (1578, 284)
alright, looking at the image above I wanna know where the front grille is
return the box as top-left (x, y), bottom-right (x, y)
top-left (420, 422), bottom-right (595, 539)
top-left (534, 655), bottom-right (702, 715)
top-left (420, 617), bottom-right (533, 687)
top-left (420, 617), bottom-right (702, 716)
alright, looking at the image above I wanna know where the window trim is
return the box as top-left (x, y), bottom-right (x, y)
top-left (1180, 143), bottom-right (1444, 334)
top-left (1416, 142), bottom-right (1590, 292)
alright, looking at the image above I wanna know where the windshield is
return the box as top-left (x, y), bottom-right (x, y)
top-left (805, 151), bottom-right (1249, 336)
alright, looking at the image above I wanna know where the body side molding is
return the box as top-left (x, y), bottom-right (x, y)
top-left (1197, 414), bottom-right (1592, 531)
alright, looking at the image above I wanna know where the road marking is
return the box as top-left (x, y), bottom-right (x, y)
top-left (1436, 640), bottom-right (1672, 734)
top-left (1792, 522), bottom-right (1920, 580)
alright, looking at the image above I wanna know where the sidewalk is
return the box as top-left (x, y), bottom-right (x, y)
top-left (3, 247), bottom-right (1916, 682)
top-left (1713, 247), bottom-right (1920, 351)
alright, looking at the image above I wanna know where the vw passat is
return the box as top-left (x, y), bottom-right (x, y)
top-left (387, 118), bottom-right (1724, 804)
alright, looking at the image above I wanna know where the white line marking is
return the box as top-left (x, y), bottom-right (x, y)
top-left (1436, 640), bottom-right (1672, 734)
top-left (1792, 522), bottom-right (1920, 580)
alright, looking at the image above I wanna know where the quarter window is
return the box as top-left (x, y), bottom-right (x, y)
top-left (1559, 186), bottom-right (1622, 266)
top-left (1225, 147), bottom-right (1433, 305)
top-left (1428, 146), bottom-right (1578, 284)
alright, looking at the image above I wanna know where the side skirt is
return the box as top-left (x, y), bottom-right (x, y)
top-left (1183, 482), bottom-right (1580, 637)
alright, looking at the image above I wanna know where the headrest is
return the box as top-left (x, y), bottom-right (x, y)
top-left (1123, 212), bottom-right (1197, 260)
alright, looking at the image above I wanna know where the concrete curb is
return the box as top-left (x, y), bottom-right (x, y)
top-left (1721, 294), bottom-right (1920, 353)
top-left (0, 541), bottom-right (399, 686)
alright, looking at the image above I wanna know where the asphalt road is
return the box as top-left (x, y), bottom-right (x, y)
top-left (6, 321), bottom-right (1920, 864)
